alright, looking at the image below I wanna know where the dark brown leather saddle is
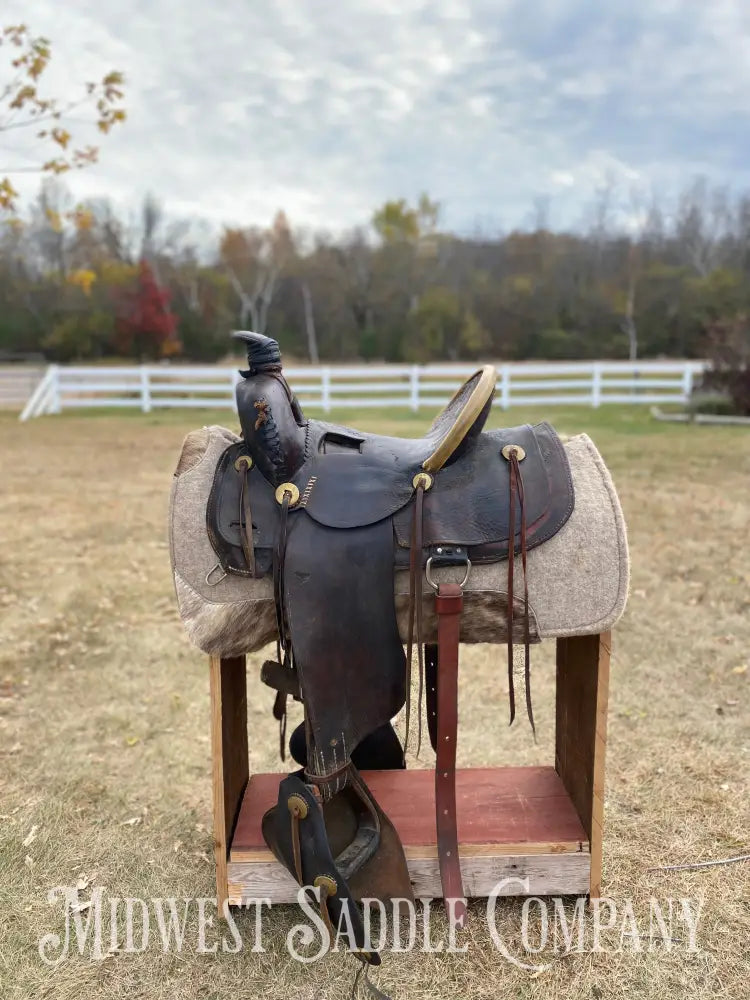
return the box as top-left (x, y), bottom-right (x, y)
top-left (206, 332), bottom-right (574, 984)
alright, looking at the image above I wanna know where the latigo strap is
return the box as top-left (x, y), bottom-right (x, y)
top-left (434, 581), bottom-right (467, 927)
top-left (505, 444), bottom-right (534, 733)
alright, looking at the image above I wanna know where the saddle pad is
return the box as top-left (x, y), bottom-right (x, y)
top-left (169, 425), bottom-right (629, 657)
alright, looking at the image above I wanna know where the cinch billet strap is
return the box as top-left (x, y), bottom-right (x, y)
top-left (434, 581), bottom-right (467, 928)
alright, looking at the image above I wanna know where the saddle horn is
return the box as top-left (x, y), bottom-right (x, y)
top-left (233, 331), bottom-right (307, 488)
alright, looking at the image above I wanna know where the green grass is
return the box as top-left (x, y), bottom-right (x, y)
top-left (11, 401), bottom-right (721, 439)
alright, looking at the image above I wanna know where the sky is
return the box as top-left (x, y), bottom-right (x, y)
top-left (4, 0), bottom-right (750, 236)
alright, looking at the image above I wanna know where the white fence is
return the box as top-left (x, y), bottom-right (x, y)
top-left (0, 365), bottom-right (45, 409)
top-left (19, 360), bottom-right (707, 421)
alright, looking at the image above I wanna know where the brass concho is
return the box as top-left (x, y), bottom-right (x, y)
top-left (313, 874), bottom-right (338, 896)
top-left (286, 793), bottom-right (308, 819)
top-left (501, 444), bottom-right (526, 462)
top-left (275, 482), bottom-right (300, 507)
top-left (234, 454), bottom-right (253, 472)
top-left (412, 472), bottom-right (434, 491)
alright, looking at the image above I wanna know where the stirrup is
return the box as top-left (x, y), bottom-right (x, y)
top-left (261, 772), bottom-right (381, 964)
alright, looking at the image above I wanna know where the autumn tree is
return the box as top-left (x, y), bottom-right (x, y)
top-left (372, 193), bottom-right (439, 246)
top-left (115, 260), bottom-right (179, 359)
top-left (1, 24), bottom-right (126, 213)
top-left (2, 172), bottom-right (748, 364)
top-left (220, 211), bottom-right (295, 333)
top-left (701, 313), bottom-right (750, 415)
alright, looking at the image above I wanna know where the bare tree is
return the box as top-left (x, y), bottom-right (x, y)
top-left (220, 211), bottom-right (294, 333)
top-left (675, 178), bottom-right (732, 277)
top-left (140, 193), bottom-right (163, 282)
top-left (620, 242), bottom-right (639, 361)
top-left (300, 280), bottom-right (319, 363)
top-left (587, 172), bottom-right (617, 272)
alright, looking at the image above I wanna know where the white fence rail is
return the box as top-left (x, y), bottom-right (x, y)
top-left (19, 360), bottom-right (707, 421)
top-left (0, 365), bottom-right (45, 408)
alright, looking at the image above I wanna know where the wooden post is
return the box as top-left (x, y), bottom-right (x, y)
top-left (209, 655), bottom-right (248, 909)
top-left (555, 632), bottom-right (611, 899)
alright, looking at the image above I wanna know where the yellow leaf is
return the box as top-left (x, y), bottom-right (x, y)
top-left (45, 208), bottom-right (63, 232)
top-left (71, 207), bottom-right (94, 231)
top-left (51, 127), bottom-right (71, 149)
top-left (68, 269), bottom-right (96, 296)
top-left (731, 664), bottom-right (748, 675)
top-left (0, 178), bottom-right (20, 211)
top-left (9, 84), bottom-right (35, 109)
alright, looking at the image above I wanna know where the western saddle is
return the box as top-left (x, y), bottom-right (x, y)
top-left (206, 332), bottom-right (574, 988)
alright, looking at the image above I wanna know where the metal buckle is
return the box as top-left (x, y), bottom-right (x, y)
top-left (425, 554), bottom-right (471, 592)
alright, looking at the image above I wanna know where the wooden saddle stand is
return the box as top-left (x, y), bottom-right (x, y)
top-left (203, 334), bottom-right (612, 997)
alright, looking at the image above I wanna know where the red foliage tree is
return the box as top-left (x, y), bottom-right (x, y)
top-left (115, 261), bottom-right (180, 358)
top-left (702, 313), bottom-right (750, 415)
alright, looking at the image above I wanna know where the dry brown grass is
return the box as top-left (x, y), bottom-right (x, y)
top-left (0, 406), bottom-right (748, 999)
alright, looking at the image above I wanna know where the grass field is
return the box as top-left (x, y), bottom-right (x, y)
top-left (0, 405), bottom-right (748, 999)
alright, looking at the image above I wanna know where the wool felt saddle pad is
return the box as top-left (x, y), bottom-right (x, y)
top-left (169, 425), bottom-right (629, 658)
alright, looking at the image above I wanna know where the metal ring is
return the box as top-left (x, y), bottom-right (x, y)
top-left (234, 454), bottom-right (253, 472)
top-left (501, 444), bottom-right (526, 461)
top-left (275, 482), bottom-right (300, 506)
top-left (424, 556), bottom-right (471, 592)
top-left (205, 563), bottom-right (227, 586)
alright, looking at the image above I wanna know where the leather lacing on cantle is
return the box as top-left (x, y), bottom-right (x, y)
top-left (506, 446), bottom-right (534, 735)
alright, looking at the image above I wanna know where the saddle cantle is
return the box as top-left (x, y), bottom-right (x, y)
top-left (205, 332), bottom-right (575, 976)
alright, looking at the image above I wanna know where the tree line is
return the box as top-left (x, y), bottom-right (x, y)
top-left (2, 178), bottom-right (750, 366)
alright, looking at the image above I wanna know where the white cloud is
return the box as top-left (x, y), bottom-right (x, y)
top-left (550, 171), bottom-right (575, 188)
top-left (557, 72), bottom-right (609, 99)
top-left (3, 0), bottom-right (750, 234)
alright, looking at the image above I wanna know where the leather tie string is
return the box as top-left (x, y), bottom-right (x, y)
top-left (405, 481), bottom-right (426, 758)
top-left (238, 464), bottom-right (256, 577)
top-left (273, 491), bottom-right (292, 659)
top-left (506, 448), bottom-right (534, 734)
top-left (288, 798), bottom-right (305, 884)
top-left (353, 963), bottom-right (393, 1000)
top-left (272, 689), bottom-right (288, 761)
top-left (272, 491), bottom-right (292, 755)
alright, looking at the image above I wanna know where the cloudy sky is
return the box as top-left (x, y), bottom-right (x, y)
top-left (4, 0), bottom-right (750, 234)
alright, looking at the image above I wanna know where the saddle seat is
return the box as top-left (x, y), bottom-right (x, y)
top-left (319, 364), bottom-right (497, 472)
top-left (232, 331), bottom-right (497, 474)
